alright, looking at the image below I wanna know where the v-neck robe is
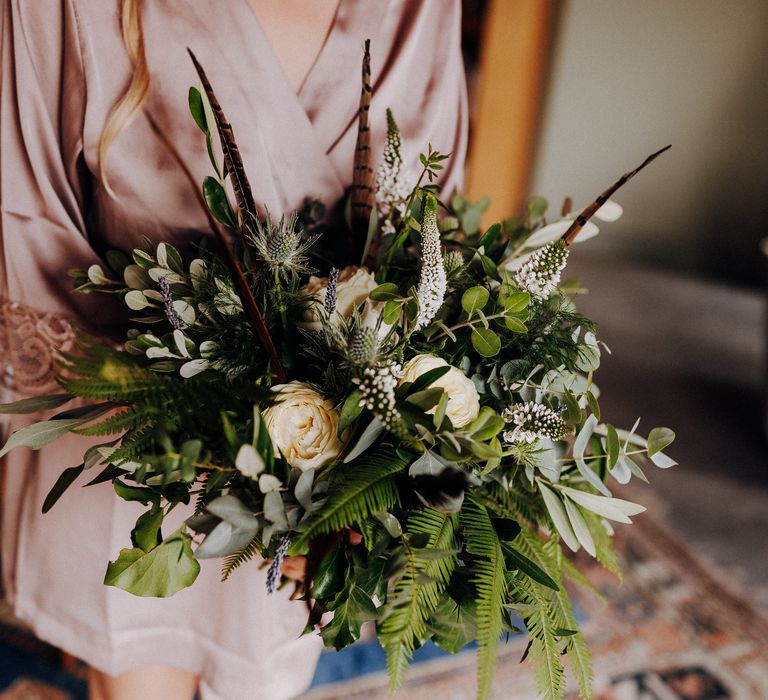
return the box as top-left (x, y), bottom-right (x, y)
top-left (0, 1), bottom-right (467, 697)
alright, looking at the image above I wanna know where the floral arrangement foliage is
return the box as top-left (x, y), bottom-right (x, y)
top-left (0, 47), bottom-right (675, 700)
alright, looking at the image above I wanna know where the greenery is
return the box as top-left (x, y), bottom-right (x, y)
top-left (0, 54), bottom-right (675, 700)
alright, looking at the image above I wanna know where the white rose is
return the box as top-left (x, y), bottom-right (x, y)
top-left (300, 266), bottom-right (380, 330)
top-left (262, 381), bottom-right (344, 471)
top-left (400, 355), bottom-right (480, 428)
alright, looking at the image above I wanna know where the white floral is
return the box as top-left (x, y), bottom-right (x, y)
top-left (400, 355), bottom-right (479, 428)
top-left (502, 402), bottom-right (567, 444)
top-left (513, 240), bottom-right (569, 302)
top-left (262, 381), bottom-right (345, 471)
top-left (414, 196), bottom-right (447, 330)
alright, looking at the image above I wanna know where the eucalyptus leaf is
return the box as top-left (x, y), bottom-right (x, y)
top-left (0, 417), bottom-right (95, 458)
top-left (538, 481), bottom-right (580, 552)
top-left (647, 427), bottom-right (675, 457)
top-left (42, 464), bottom-right (84, 513)
top-left (0, 394), bottom-right (74, 415)
top-left (563, 498), bottom-right (596, 557)
top-left (343, 417), bottom-right (385, 463)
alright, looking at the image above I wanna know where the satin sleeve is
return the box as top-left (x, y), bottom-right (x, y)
top-left (0, 0), bottom-right (103, 396)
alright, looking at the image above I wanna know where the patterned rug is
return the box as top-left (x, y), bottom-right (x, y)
top-left (2, 516), bottom-right (768, 699)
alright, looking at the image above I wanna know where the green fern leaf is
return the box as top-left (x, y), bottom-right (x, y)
top-left (379, 509), bottom-right (457, 692)
top-left (220, 535), bottom-right (261, 581)
top-left (461, 493), bottom-right (507, 700)
top-left (293, 447), bottom-right (408, 549)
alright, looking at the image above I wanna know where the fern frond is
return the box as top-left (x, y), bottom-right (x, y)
top-left (379, 509), bottom-right (457, 692)
top-left (74, 410), bottom-right (146, 436)
top-left (220, 535), bottom-right (261, 581)
top-left (461, 493), bottom-right (507, 700)
top-left (293, 447), bottom-right (408, 548)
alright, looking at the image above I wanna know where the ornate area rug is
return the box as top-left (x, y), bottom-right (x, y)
top-left (301, 517), bottom-right (768, 700)
top-left (2, 516), bottom-right (767, 699)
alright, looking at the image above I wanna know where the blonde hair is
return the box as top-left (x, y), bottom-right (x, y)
top-left (98, 0), bottom-right (150, 196)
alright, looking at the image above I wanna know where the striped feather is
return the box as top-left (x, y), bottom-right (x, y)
top-left (351, 40), bottom-right (374, 245)
top-left (561, 144), bottom-right (671, 246)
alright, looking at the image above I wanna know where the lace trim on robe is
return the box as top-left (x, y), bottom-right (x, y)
top-left (0, 296), bottom-right (78, 395)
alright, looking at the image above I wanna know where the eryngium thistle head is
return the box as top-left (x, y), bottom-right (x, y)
top-left (251, 211), bottom-right (317, 279)
top-left (502, 402), bottom-right (567, 444)
top-left (347, 326), bottom-right (378, 365)
top-left (513, 240), bottom-right (569, 301)
top-left (376, 109), bottom-right (410, 217)
top-left (414, 194), bottom-right (447, 331)
top-left (443, 249), bottom-right (464, 276)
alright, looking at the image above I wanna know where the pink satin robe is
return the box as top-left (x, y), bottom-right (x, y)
top-left (0, 1), bottom-right (467, 697)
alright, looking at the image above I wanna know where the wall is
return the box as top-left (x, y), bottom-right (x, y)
top-left (530, 0), bottom-right (768, 287)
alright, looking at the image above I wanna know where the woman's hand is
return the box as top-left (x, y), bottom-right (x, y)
top-left (281, 555), bottom-right (307, 582)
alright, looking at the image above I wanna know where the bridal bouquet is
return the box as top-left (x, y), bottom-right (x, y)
top-left (0, 46), bottom-right (675, 700)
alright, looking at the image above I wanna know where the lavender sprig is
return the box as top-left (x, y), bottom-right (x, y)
top-left (157, 275), bottom-right (184, 330)
top-left (324, 267), bottom-right (339, 316)
top-left (265, 534), bottom-right (291, 594)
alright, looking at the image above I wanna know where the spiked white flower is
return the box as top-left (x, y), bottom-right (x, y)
top-left (414, 194), bottom-right (447, 331)
top-left (502, 402), bottom-right (567, 444)
top-left (355, 362), bottom-right (404, 434)
top-left (375, 109), bottom-right (411, 218)
top-left (513, 240), bottom-right (569, 302)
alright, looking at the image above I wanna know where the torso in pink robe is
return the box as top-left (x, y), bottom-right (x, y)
top-left (0, 1), bottom-right (467, 697)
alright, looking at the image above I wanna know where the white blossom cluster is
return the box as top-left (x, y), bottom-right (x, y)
top-left (414, 196), bottom-right (447, 330)
top-left (356, 362), bottom-right (403, 433)
top-left (502, 402), bottom-right (567, 444)
top-left (513, 240), bottom-right (569, 301)
top-left (375, 109), bottom-right (410, 218)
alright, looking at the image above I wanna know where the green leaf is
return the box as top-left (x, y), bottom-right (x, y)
top-left (343, 417), bottom-right (385, 463)
top-left (338, 390), bottom-right (363, 436)
top-left (188, 87), bottom-right (207, 132)
top-left (461, 286), bottom-right (490, 316)
top-left (312, 547), bottom-right (346, 600)
top-left (0, 417), bottom-right (93, 458)
top-left (466, 407), bottom-right (505, 441)
top-left (563, 498), bottom-right (596, 557)
top-left (369, 283), bottom-right (402, 301)
top-left (500, 291), bottom-right (530, 313)
top-left (471, 327), bottom-right (501, 357)
top-left (428, 596), bottom-right (477, 654)
top-left (104, 530), bottom-right (200, 597)
top-left (504, 316), bottom-right (528, 333)
top-left (0, 394), bottom-right (74, 415)
top-left (491, 517), bottom-right (521, 542)
top-left (402, 365), bottom-right (451, 397)
top-left (501, 543), bottom-right (559, 590)
top-left (585, 391), bottom-right (600, 421)
top-left (113, 479), bottom-right (159, 506)
top-left (132, 505), bottom-right (163, 552)
top-left (478, 222), bottom-right (501, 249)
top-left (527, 196), bottom-right (548, 219)
top-left (382, 299), bottom-right (402, 325)
top-left (42, 464), bottom-right (84, 513)
top-left (320, 584), bottom-right (377, 650)
top-left (605, 425), bottom-right (620, 469)
top-left (203, 177), bottom-right (236, 229)
top-left (538, 481), bottom-right (580, 552)
top-left (646, 427), bottom-right (675, 457)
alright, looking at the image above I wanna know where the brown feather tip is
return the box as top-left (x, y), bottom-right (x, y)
top-left (561, 144), bottom-right (671, 246)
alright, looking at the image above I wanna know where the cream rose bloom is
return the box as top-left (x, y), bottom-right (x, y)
top-left (400, 355), bottom-right (480, 428)
top-left (263, 381), bottom-right (344, 471)
top-left (301, 266), bottom-right (380, 330)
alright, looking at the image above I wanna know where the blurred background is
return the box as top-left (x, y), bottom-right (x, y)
top-left (1, 1), bottom-right (766, 698)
